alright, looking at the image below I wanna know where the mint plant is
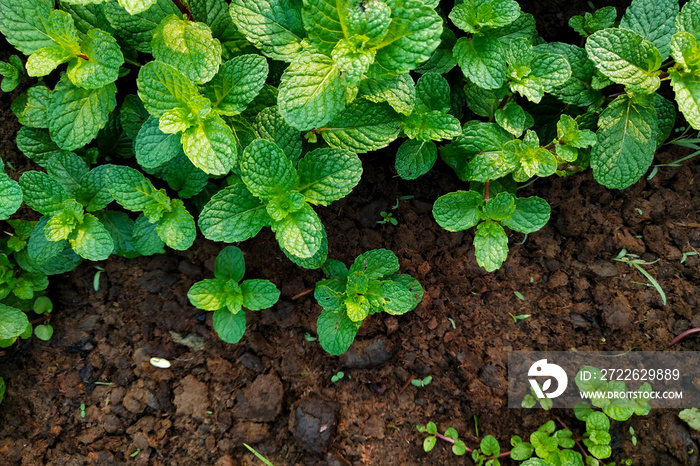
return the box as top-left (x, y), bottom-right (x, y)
top-left (314, 249), bottom-right (423, 355)
top-left (188, 246), bottom-right (280, 344)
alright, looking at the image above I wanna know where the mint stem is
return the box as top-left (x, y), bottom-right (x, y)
top-left (172, 0), bottom-right (193, 20)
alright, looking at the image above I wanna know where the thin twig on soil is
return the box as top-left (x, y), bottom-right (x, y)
top-left (291, 288), bottom-right (313, 300)
top-left (398, 375), bottom-right (415, 395)
top-left (669, 328), bottom-right (700, 346)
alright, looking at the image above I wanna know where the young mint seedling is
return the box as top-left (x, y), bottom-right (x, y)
top-left (188, 246), bottom-right (280, 344)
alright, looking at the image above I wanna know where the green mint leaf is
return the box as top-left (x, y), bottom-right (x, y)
top-left (132, 214), bottom-right (165, 255)
top-left (502, 196), bottom-right (550, 233)
top-left (391, 274), bottom-right (424, 309)
top-left (271, 203), bottom-right (322, 258)
top-left (316, 307), bottom-right (359, 355)
top-left (0, 0), bottom-right (55, 54)
top-left (315, 278), bottom-right (345, 310)
top-left (0, 55), bottom-right (23, 92)
top-left (278, 52), bottom-right (345, 131)
top-left (508, 47), bottom-right (572, 103)
top-left (395, 139), bottom-right (437, 180)
top-left (240, 279), bottom-right (280, 310)
top-left (118, 0), bottom-right (157, 15)
top-left (620, 0), bottom-right (678, 60)
top-left (156, 199), bottom-right (196, 250)
top-left (585, 28), bottom-right (662, 93)
top-left (460, 129), bottom-right (516, 182)
top-left (670, 68), bottom-right (700, 130)
top-left (504, 131), bottom-right (557, 182)
top-left (46, 151), bottom-right (89, 199)
top-left (495, 102), bottom-right (529, 137)
top-left (671, 31), bottom-right (700, 72)
top-left (229, 0), bottom-right (304, 62)
top-left (26, 46), bottom-right (73, 78)
top-left (402, 111), bottom-right (462, 142)
top-left (449, 0), bottom-right (521, 34)
top-left (0, 170), bottom-right (22, 221)
top-left (297, 148), bottom-right (362, 206)
top-left (463, 82), bottom-right (501, 119)
top-left (432, 190), bottom-right (483, 232)
top-left (474, 220), bottom-right (508, 272)
top-left (163, 153), bottom-right (209, 199)
top-left (212, 308), bottom-right (246, 344)
top-left (349, 248), bottom-right (399, 279)
top-left (67, 29), bottom-right (124, 89)
top-left (205, 55), bottom-right (268, 116)
top-left (93, 210), bottom-right (138, 258)
top-left (358, 74), bottom-right (416, 116)
top-left (28, 217), bottom-right (67, 264)
top-left (119, 94), bottom-right (149, 140)
top-left (134, 116), bottom-right (182, 169)
top-left (367, 280), bottom-right (415, 315)
top-left (484, 192), bottom-right (515, 221)
top-left (104, 0), bottom-right (180, 54)
top-left (569, 6), bottom-right (617, 37)
top-left (68, 213), bottom-right (113, 261)
top-left (320, 100), bottom-right (400, 153)
top-left (280, 228), bottom-right (329, 270)
top-left (16, 128), bottom-right (68, 167)
top-left (481, 435), bottom-right (501, 456)
top-left (181, 114), bottom-right (237, 176)
top-left (591, 94), bottom-right (658, 189)
top-left (533, 42), bottom-right (602, 107)
top-left (345, 0), bottom-right (391, 44)
top-left (151, 15), bottom-right (222, 85)
top-left (677, 0), bottom-right (700, 40)
top-left (107, 166), bottom-right (169, 221)
top-left (454, 36), bottom-right (505, 90)
top-left (19, 171), bottom-right (69, 216)
top-left (199, 182), bottom-right (270, 243)
top-left (415, 27), bottom-right (458, 75)
top-left (241, 139), bottom-right (297, 202)
top-left (415, 72), bottom-right (451, 114)
top-left (12, 84), bottom-right (51, 129)
top-left (190, 0), bottom-right (249, 59)
top-left (372, 0), bottom-right (442, 74)
top-left (323, 259), bottom-right (349, 281)
top-left (136, 60), bottom-right (201, 118)
top-left (0, 304), bottom-right (30, 340)
top-left (651, 92), bottom-right (674, 149)
top-left (331, 38), bottom-right (375, 86)
top-left (252, 106), bottom-right (302, 164)
top-left (45, 202), bottom-right (81, 242)
top-left (214, 246), bottom-right (245, 282)
top-left (48, 76), bottom-right (117, 151)
top-left (188, 278), bottom-right (227, 310)
top-left (483, 11), bottom-right (536, 47)
top-left (59, 3), bottom-right (115, 37)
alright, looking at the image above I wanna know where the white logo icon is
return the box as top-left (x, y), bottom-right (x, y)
top-left (528, 359), bottom-right (568, 399)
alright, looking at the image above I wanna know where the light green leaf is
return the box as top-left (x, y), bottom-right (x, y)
top-left (19, 171), bottom-right (69, 217)
top-left (509, 51), bottom-right (572, 103)
top-left (104, 0), bottom-right (180, 54)
top-left (12, 84), bottom-right (50, 129)
top-left (59, 2), bottom-right (114, 36)
top-left (345, 0), bottom-right (391, 43)
top-left (0, 0), bottom-right (55, 54)
top-left (449, 0), bottom-right (521, 34)
top-left (214, 246), bottom-right (245, 282)
top-left (0, 303), bottom-right (30, 340)
top-left (132, 214), bottom-right (165, 255)
top-left (189, 279), bottom-right (227, 310)
top-left (241, 279), bottom-right (280, 310)
top-left (0, 55), bottom-right (23, 92)
top-left (504, 131), bottom-right (557, 182)
top-left (27, 217), bottom-right (67, 264)
top-left (585, 28), bottom-right (662, 93)
top-left (395, 139), bottom-right (437, 180)
top-left (677, 0), bottom-right (700, 40)
top-left (454, 35), bottom-right (505, 90)
top-left (229, 0), bottom-right (304, 62)
top-left (316, 307), bottom-right (359, 355)
top-left (26, 46), bottom-right (73, 78)
top-left (301, 0), bottom-right (342, 56)
top-left (252, 106), bottom-right (302, 163)
top-left (474, 220), bottom-right (508, 272)
top-left (590, 94), bottom-right (658, 189)
top-left (483, 11), bottom-right (536, 46)
top-left (0, 172), bottom-right (22, 221)
top-left (271, 203), bottom-right (323, 258)
top-left (297, 148), bottom-right (362, 206)
top-left (190, 0), bottom-right (249, 58)
top-left (620, 0), bottom-right (677, 60)
top-left (320, 100), bottom-right (400, 153)
top-left (241, 139), bottom-right (298, 202)
top-left (151, 14), bottom-right (222, 85)
top-left (278, 52), bottom-right (345, 130)
top-left (670, 68), bottom-right (700, 130)
top-left (534, 42), bottom-right (602, 107)
top-left (16, 128), bottom-right (68, 167)
top-left (402, 111), bottom-right (461, 142)
top-left (156, 199), bottom-right (195, 250)
top-left (199, 182), bottom-right (271, 242)
top-left (484, 192), bottom-right (515, 221)
top-left (34, 324), bottom-right (53, 341)
top-left (67, 29), bottom-right (124, 89)
top-left (118, 0), bottom-right (156, 15)
top-left (432, 190), bottom-right (483, 232)
top-left (415, 72), bottom-right (450, 114)
top-left (373, 0), bottom-right (442, 73)
top-left (48, 76), bottom-right (117, 151)
top-left (349, 248), bottom-right (399, 279)
top-left (680, 408), bottom-right (700, 431)
top-left (502, 196), bottom-right (550, 233)
top-left (76, 165), bottom-right (114, 212)
top-left (46, 151), bottom-right (88, 198)
top-left (134, 116), bottom-right (181, 169)
top-left (137, 60), bottom-right (202, 118)
top-left (358, 74), bottom-right (415, 116)
top-left (107, 165), bottom-right (169, 221)
top-left (569, 6), bottom-right (617, 37)
top-left (280, 228), bottom-right (328, 270)
top-left (206, 55), bottom-right (268, 115)
top-left (213, 307), bottom-right (246, 343)
top-left (181, 114), bottom-right (237, 176)
top-left (368, 280), bottom-right (415, 315)
top-left (68, 213), bottom-right (113, 261)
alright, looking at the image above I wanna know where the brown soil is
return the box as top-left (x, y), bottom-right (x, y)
top-left (2, 2), bottom-right (700, 465)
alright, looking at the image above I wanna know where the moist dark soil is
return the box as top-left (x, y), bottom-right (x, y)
top-left (2, 2), bottom-right (700, 465)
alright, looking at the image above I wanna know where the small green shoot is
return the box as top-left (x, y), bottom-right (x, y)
top-left (244, 443), bottom-right (276, 466)
top-left (513, 291), bottom-right (525, 300)
top-left (331, 371), bottom-right (344, 383)
top-left (474, 415), bottom-right (479, 438)
top-left (411, 376), bottom-right (432, 387)
top-left (303, 332), bottom-right (317, 342)
top-left (130, 449), bottom-right (141, 458)
top-left (629, 426), bottom-right (637, 446)
top-left (681, 251), bottom-right (698, 264)
top-left (80, 403), bottom-right (85, 418)
top-left (93, 266), bottom-right (104, 291)
top-left (417, 421), bottom-right (467, 456)
top-left (613, 249), bottom-right (666, 305)
top-left (509, 313), bottom-right (531, 324)
top-left (448, 317), bottom-right (456, 329)
top-left (634, 208), bottom-right (643, 215)
top-left (93, 381), bottom-right (113, 386)
top-left (377, 211), bottom-right (398, 225)
top-left (392, 195), bottom-right (414, 210)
